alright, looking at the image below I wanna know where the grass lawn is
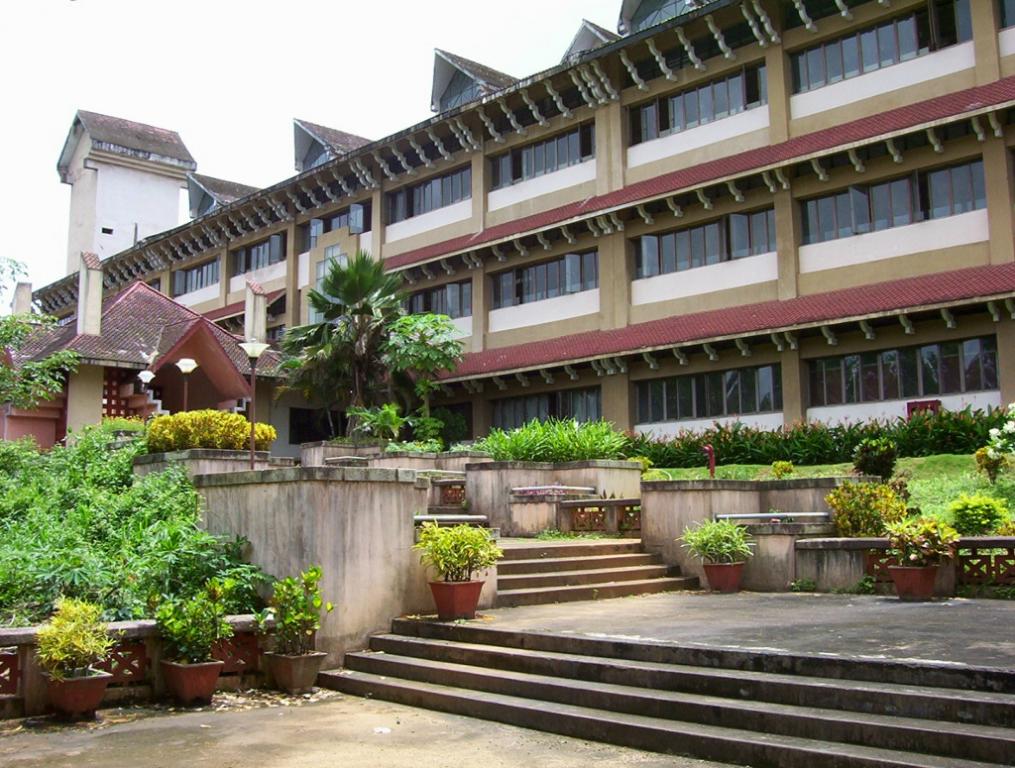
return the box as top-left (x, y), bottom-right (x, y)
top-left (655, 454), bottom-right (1015, 522)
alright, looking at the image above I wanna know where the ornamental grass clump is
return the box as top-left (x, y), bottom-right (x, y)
top-left (414, 523), bottom-right (503, 582)
top-left (886, 517), bottom-right (959, 567)
top-left (948, 493), bottom-right (1011, 535)
top-left (680, 520), bottom-right (754, 564)
top-left (473, 419), bottom-right (628, 463)
top-left (257, 566), bottom-right (333, 657)
top-left (826, 482), bottom-right (907, 537)
top-left (36, 598), bottom-right (115, 680)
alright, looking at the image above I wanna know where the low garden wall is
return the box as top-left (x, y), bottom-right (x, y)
top-left (134, 449), bottom-right (271, 477)
top-left (0, 616), bottom-right (264, 719)
top-left (193, 466), bottom-right (496, 664)
top-left (299, 440), bottom-right (386, 466)
top-left (741, 522), bottom-right (837, 591)
top-left (368, 451), bottom-right (494, 472)
top-left (467, 460), bottom-right (642, 536)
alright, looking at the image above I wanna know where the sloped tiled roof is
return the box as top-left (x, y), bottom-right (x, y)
top-left (436, 49), bottom-right (517, 92)
top-left (562, 19), bottom-right (621, 61)
top-left (388, 75), bottom-right (1015, 272)
top-left (75, 110), bottom-right (195, 164)
top-left (444, 263), bottom-right (1015, 380)
top-left (188, 173), bottom-right (258, 206)
top-left (294, 119), bottom-right (372, 156)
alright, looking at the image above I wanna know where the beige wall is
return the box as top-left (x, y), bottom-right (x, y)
top-left (65, 364), bottom-right (104, 436)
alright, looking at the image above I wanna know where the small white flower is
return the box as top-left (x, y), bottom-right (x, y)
top-left (990, 428), bottom-right (1001, 438)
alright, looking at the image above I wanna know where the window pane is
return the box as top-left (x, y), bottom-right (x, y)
top-left (665, 378), bottom-right (679, 420)
top-left (699, 84), bottom-right (713, 124)
top-left (898, 15), bottom-right (918, 60)
top-left (660, 233), bottom-right (677, 274)
top-left (639, 236), bottom-right (659, 278)
top-left (872, 182), bottom-right (891, 231)
top-left (825, 41), bottom-right (843, 84)
top-left (582, 251), bottom-right (598, 290)
top-left (842, 35), bottom-right (860, 78)
top-left (851, 186), bottom-right (871, 234)
top-left (971, 160), bottom-right (986, 209)
top-left (881, 350), bottom-right (900, 399)
top-left (818, 196), bottom-right (836, 242)
top-left (544, 137), bottom-right (557, 171)
top-left (962, 338), bottom-right (982, 391)
top-left (921, 345), bottom-right (941, 395)
top-left (891, 178), bottom-right (912, 227)
top-left (741, 368), bottom-right (757, 413)
top-left (793, 52), bottom-right (809, 92)
top-left (824, 359), bottom-right (843, 405)
top-left (727, 72), bottom-right (743, 112)
top-left (951, 163), bottom-right (973, 214)
top-left (730, 213), bottom-right (750, 259)
top-left (749, 210), bottom-right (770, 255)
top-left (861, 352), bottom-right (880, 402)
top-left (758, 365), bottom-right (776, 411)
top-left (940, 342), bottom-right (962, 393)
top-left (676, 230), bottom-right (691, 271)
top-left (928, 169), bottom-right (951, 219)
top-left (704, 222), bottom-right (721, 265)
top-left (546, 260), bottom-right (560, 299)
top-left (843, 355), bottom-right (861, 403)
top-left (836, 192), bottom-right (853, 239)
top-left (899, 347), bottom-right (920, 397)
top-left (649, 380), bottom-right (665, 422)
top-left (677, 377), bottom-right (694, 419)
top-left (807, 46), bottom-right (825, 89)
top-left (983, 336), bottom-right (999, 389)
top-left (684, 90), bottom-right (699, 128)
top-left (713, 78), bottom-right (729, 119)
top-left (706, 372), bottom-right (725, 417)
top-left (690, 226), bottom-right (705, 268)
top-left (565, 253), bottom-right (582, 293)
top-left (724, 370), bottom-right (741, 415)
top-left (877, 22), bottom-right (896, 67)
top-left (860, 28), bottom-right (878, 71)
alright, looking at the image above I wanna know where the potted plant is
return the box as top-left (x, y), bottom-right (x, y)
top-left (680, 519), bottom-right (754, 593)
top-left (156, 579), bottom-right (234, 705)
top-left (35, 598), bottom-right (115, 720)
top-left (257, 566), bottom-right (333, 694)
top-left (885, 517), bottom-right (959, 601)
top-left (414, 523), bottom-right (502, 620)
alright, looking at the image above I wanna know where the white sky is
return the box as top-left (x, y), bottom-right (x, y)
top-left (0, 0), bottom-right (621, 303)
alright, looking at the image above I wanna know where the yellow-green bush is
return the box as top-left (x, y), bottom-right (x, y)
top-left (147, 410), bottom-right (277, 453)
top-left (826, 482), bottom-right (907, 537)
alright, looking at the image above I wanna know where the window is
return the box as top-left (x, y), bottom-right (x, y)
top-left (266, 325), bottom-right (287, 342)
top-left (407, 280), bottom-right (473, 319)
top-left (492, 251), bottom-right (598, 309)
top-left (801, 159), bottom-right (985, 245)
top-left (629, 65), bottom-right (767, 145)
top-left (172, 259), bottom-right (219, 297)
top-left (808, 336), bottom-right (997, 406)
top-left (630, 0), bottom-right (696, 32)
top-left (309, 250), bottom-right (348, 323)
top-left (232, 233), bottom-right (286, 276)
top-left (635, 209), bottom-right (775, 279)
top-left (289, 407), bottom-right (343, 444)
top-left (1003, 0), bottom-right (1015, 28)
top-left (492, 387), bottom-right (601, 430)
top-left (791, 1), bottom-right (972, 93)
top-left (636, 364), bottom-right (782, 423)
top-left (101, 226), bottom-right (114, 235)
top-left (440, 69), bottom-right (481, 112)
top-left (490, 124), bottom-right (595, 189)
top-left (386, 166), bottom-right (472, 224)
top-left (298, 202), bottom-right (371, 252)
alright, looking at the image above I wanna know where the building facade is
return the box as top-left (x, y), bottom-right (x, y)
top-left (33, 0), bottom-right (1015, 444)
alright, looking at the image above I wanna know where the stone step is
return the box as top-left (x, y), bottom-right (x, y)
top-left (499, 540), bottom-right (643, 561)
top-left (321, 669), bottom-right (1003, 768)
top-left (414, 514), bottom-right (489, 527)
top-left (497, 552), bottom-right (661, 574)
top-left (496, 576), bottom-right (698, 607)
top-left (426, 505), bottom-right (470, 515)
top-left (340, 651), bottom-right (1015, 763)
top-left (497, 564), bottom-right (673, 590)
top-left (366, 634), bottom-right (1015, 728)
top-left (430, 477), bottom-right (467, 486)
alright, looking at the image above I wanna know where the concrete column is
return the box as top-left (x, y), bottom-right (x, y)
top-left (595, 101), bottom-right (625, 195)
top-left (370, 189), bottom-right (384, 259)
top-left (76, 253), bottom-right (103, 336)
top-left (472, 397), bottom-right (492, 438)
top-left (597, 232), bottom-right (631, 330)
top-left (244, 282), bottom-right (268, 343)
top-left (284, 221), bottom-right (300, 329)
top-left (600, 372), bottom-right (632, 432)
top-left (471, 150), bottom-right (486, 230)
top-left (469, 268), bottom-right (487, 354)
top-left (780, 348), bottom-right (806, 426)
top-left (217, 249), bottom-right (229, 305)
top-left (10, 282), bottom-right (32, 314)
top-left (764, 25), bottom-right (791, 144)
top-left (982, 136), bottom-right (1015, 265)
top-left (774, 188), bottom-right (800, 300)
top-left (971, 0), bottom-right (1002, 85)
top-left (997, 319), bottom-right (1015, 407)
top-left (65, 364), bottom-right (104, 435)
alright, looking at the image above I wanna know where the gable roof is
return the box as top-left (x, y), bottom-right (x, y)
top-left (187, 172), bottom-right (259, 217)
top-left (58, 110), bottom-right (196, 182)
top-left (293, 119), bottom-right (372, 171)
top-left (431, 49), bottom-right (516, 112)
top-left (562, 19), bottom-right (621, 62)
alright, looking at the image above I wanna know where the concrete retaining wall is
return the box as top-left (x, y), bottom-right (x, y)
top-left (795, 538), bottom-right (957, 596)
top-left (299, 441), bottom-right (386, 466)
top-left (134, 449), bottom-right (271, 477)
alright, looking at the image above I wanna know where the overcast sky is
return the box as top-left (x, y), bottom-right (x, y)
top-left (0, 0), bottom-right (621, 304)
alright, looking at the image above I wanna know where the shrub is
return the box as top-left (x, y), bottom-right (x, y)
top-left (790, 578), bottom-right (816, 592)
top-left (257, 566), bottom-right (333, 657)
top-left (680, 520), bottom-right (753, 564)
top-left (36, 598), bottom-right (115, 680)
top-left (975, 446), bottom-right (1007, 484)
top-left (348, 403), bottom-right (405, 441)
top-left (771, 460), bottom-right (794, 479)
top-left (852, 437), bottom-right (897, 480)
top-left (146, 410), bottom-right (276, 453)
top-left (386, 439), bottom-right (442, 453)
top-left (949, 493), bottom-right (1010, 535)
top-left (474, 419), bottom-right (628, 463)
top-left (156, 579), bottom-right (235, 664)
top-left (826, 482), bottom-right (907, 537)
top-left (886, 517), bottom-right (959, 567)
top-left (414, 523), bottom-right (503, 582)
top-left (998, 519), bottom-right (1015, 536)
top-left (432, 407), bottom-right (469, 446)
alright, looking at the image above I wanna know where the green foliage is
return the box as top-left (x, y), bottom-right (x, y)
top-left (789, 578), bottom-right (816, 592)
top-left (257, 566), bottom-right (333, 657)
top-left (886, 517), bottom-right (960, 567)
top-left (852, 437), bottom-right (897, 480)
top-left (408, 411), bottom-right (444, 445)
top-left (474, 419), bottom-right (628, 463)
top-left (833, 575), bottom-right (877, 595)
top-left (641, 469), bottom-right (670, 481)
top-left (146, 410), bottom-right (276, 453)
top-left (826, 482), bottom-right (907, 537)
top-left (680, 520), bottom-right (753, 564)
top-left (433, 407), bottom-right (469, 446)
top-left (156, 579), bottom-right (235, 664)
top-left (0, 423), bottom-right (266, 627)
top-left (998, 519), bottom-right (1015, 536)
top-left (386, 439), bottom-right (443, 454)
top-left (36, 598), bottom-right (115, 680)
top-left (383, 314), bottom-right (464, 417)
top-left (348, 403), bottom-right (406, 441)
top-left (975, 446), bottom-right (1007, 484)
top-left (535, 529), bottom-right (607, 540)
top-left (0, 317), bottom-right (79, 410)
top-left (771, 460), bottom-right (794, 479)
top-left (628, 455), bottom-right (654, 473)
top-left (414, 523), bottom-right (503, 582)
top-left (948, 493), bottom-right (1010, 535)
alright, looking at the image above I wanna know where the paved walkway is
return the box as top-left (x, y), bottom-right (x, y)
top-left (0, 694), bottom-right (728, 768)
top-left (468, 591), bottom-right (1015, 669)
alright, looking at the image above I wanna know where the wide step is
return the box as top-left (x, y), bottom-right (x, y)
top-left (497, 576), bottom-right (698, 607)
top-left (498, 564), bottom-right (672, 590)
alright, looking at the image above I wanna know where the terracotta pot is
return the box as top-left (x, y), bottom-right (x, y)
top-left (159, 659), bottom-right (224, 705)
top-left (45, 670), bottom-right (112, 720)
top-left (888, 565), bottom-right (939, 601)
top-left (266, 651), bottom-right (327, 694)
top-left (703, 562), bottom-right (746, 593)
top-left (429, 580), bottom-right (484, 620)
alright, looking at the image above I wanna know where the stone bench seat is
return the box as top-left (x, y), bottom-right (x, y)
top-left (558, 497), bottom-right (641, 509)
top-left (717, 511), bottom-right (831, 521)
top-left (511, 485), bottom-right (597, 497)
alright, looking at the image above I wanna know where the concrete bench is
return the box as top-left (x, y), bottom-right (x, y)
top-left (556, 498), bottom-right (642, 537)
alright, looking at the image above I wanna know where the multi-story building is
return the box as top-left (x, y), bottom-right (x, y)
top-left (33, 0), bottom-right (1015, 446)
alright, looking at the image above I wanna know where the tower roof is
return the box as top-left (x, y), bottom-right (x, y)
top-left (293, 118), bottom-right (372, 172)
top-left (187, 172), bottom-right (259, 218)
top-left (431, 49), bottom-right (516, 113)
top-left (562, 19), bottom-right (620, 62)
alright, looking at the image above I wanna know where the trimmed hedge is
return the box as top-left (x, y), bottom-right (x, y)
top-left (147, 409), bottom-right (277, 454)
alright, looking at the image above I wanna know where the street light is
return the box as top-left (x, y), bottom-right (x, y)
top-left (137, 370), bottom-right (155, 417)
top-left (175, 358), bottom-right (199, 412)
top-left (238, 340), bottom-right (270, 469)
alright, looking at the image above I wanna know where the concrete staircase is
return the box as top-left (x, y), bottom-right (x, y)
top-left (323, 620), bottom-right (1015, 768)
top-left (496, 539), bottom-right (697, 607)
top-left (414, 474), bottom-right (493, 529)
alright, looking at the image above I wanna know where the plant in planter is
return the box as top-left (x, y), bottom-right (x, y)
top-left (156, 578), bottom-right (234, 705)
top-left (884, 517), bottom-right (960, 601)
top-left (256, 566), bottom-right (333, 694)
top-left (680, 519), bottom-right (754, 593)
top-left (414, 523), bottom-right (503, 620)
top-left (35, 598), bottom-right (116, 720)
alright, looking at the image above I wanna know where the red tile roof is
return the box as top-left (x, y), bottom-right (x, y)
top-left (444, 262), bottom-right (1015, 380)
top-left (388, 76), bottom-right (1015, 271)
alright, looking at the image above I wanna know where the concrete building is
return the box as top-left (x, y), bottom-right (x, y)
top-left (30, 0), bottom-right (1015, 445)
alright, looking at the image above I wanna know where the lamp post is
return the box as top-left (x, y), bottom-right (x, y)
top-left (238, 340), bottom-right (270, 470)
top-left (175, 358), bottom-right (199, 412)
top-left (137, 370), bottom-right (155, 418)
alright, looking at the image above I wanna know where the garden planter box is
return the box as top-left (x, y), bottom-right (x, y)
top-left (369, 451), bottom-right (494, 472)
top-left (794, 538), bottom-right (957, 596)
top-left (160, 659), bottom-right (224, 705)
top-left (134, 449), bottom-right (270, 478)
top-left (265, 651), bottom-right (327, 694)
top-left (702, 562), bottom-right (745, 593)
top-left (45, 670), bottom-right (112, 719)
top-left (299, 440), bottom-right (386, 466)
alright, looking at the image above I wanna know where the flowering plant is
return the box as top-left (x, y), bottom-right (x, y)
top-left (987, 402), bottom-right (1015, 458)
top-left (885, 517), bottom-right (959, 568)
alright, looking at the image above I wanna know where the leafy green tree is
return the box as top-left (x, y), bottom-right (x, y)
top-left (384, 313), bottom-right (464, 419)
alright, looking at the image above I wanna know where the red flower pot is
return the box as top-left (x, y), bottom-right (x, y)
top-left (265, 651), bottom-right (327, 695)
top-left (888, 565), bottom-right (938, 601)
top-left (160, 659), bottom-right (224, 705)
top-left (702, 562), bottom-right (746, 593)
top-left (428, 580), bottom-right (484, 620)
top-left (45, 670), bottom-right (112, 720)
